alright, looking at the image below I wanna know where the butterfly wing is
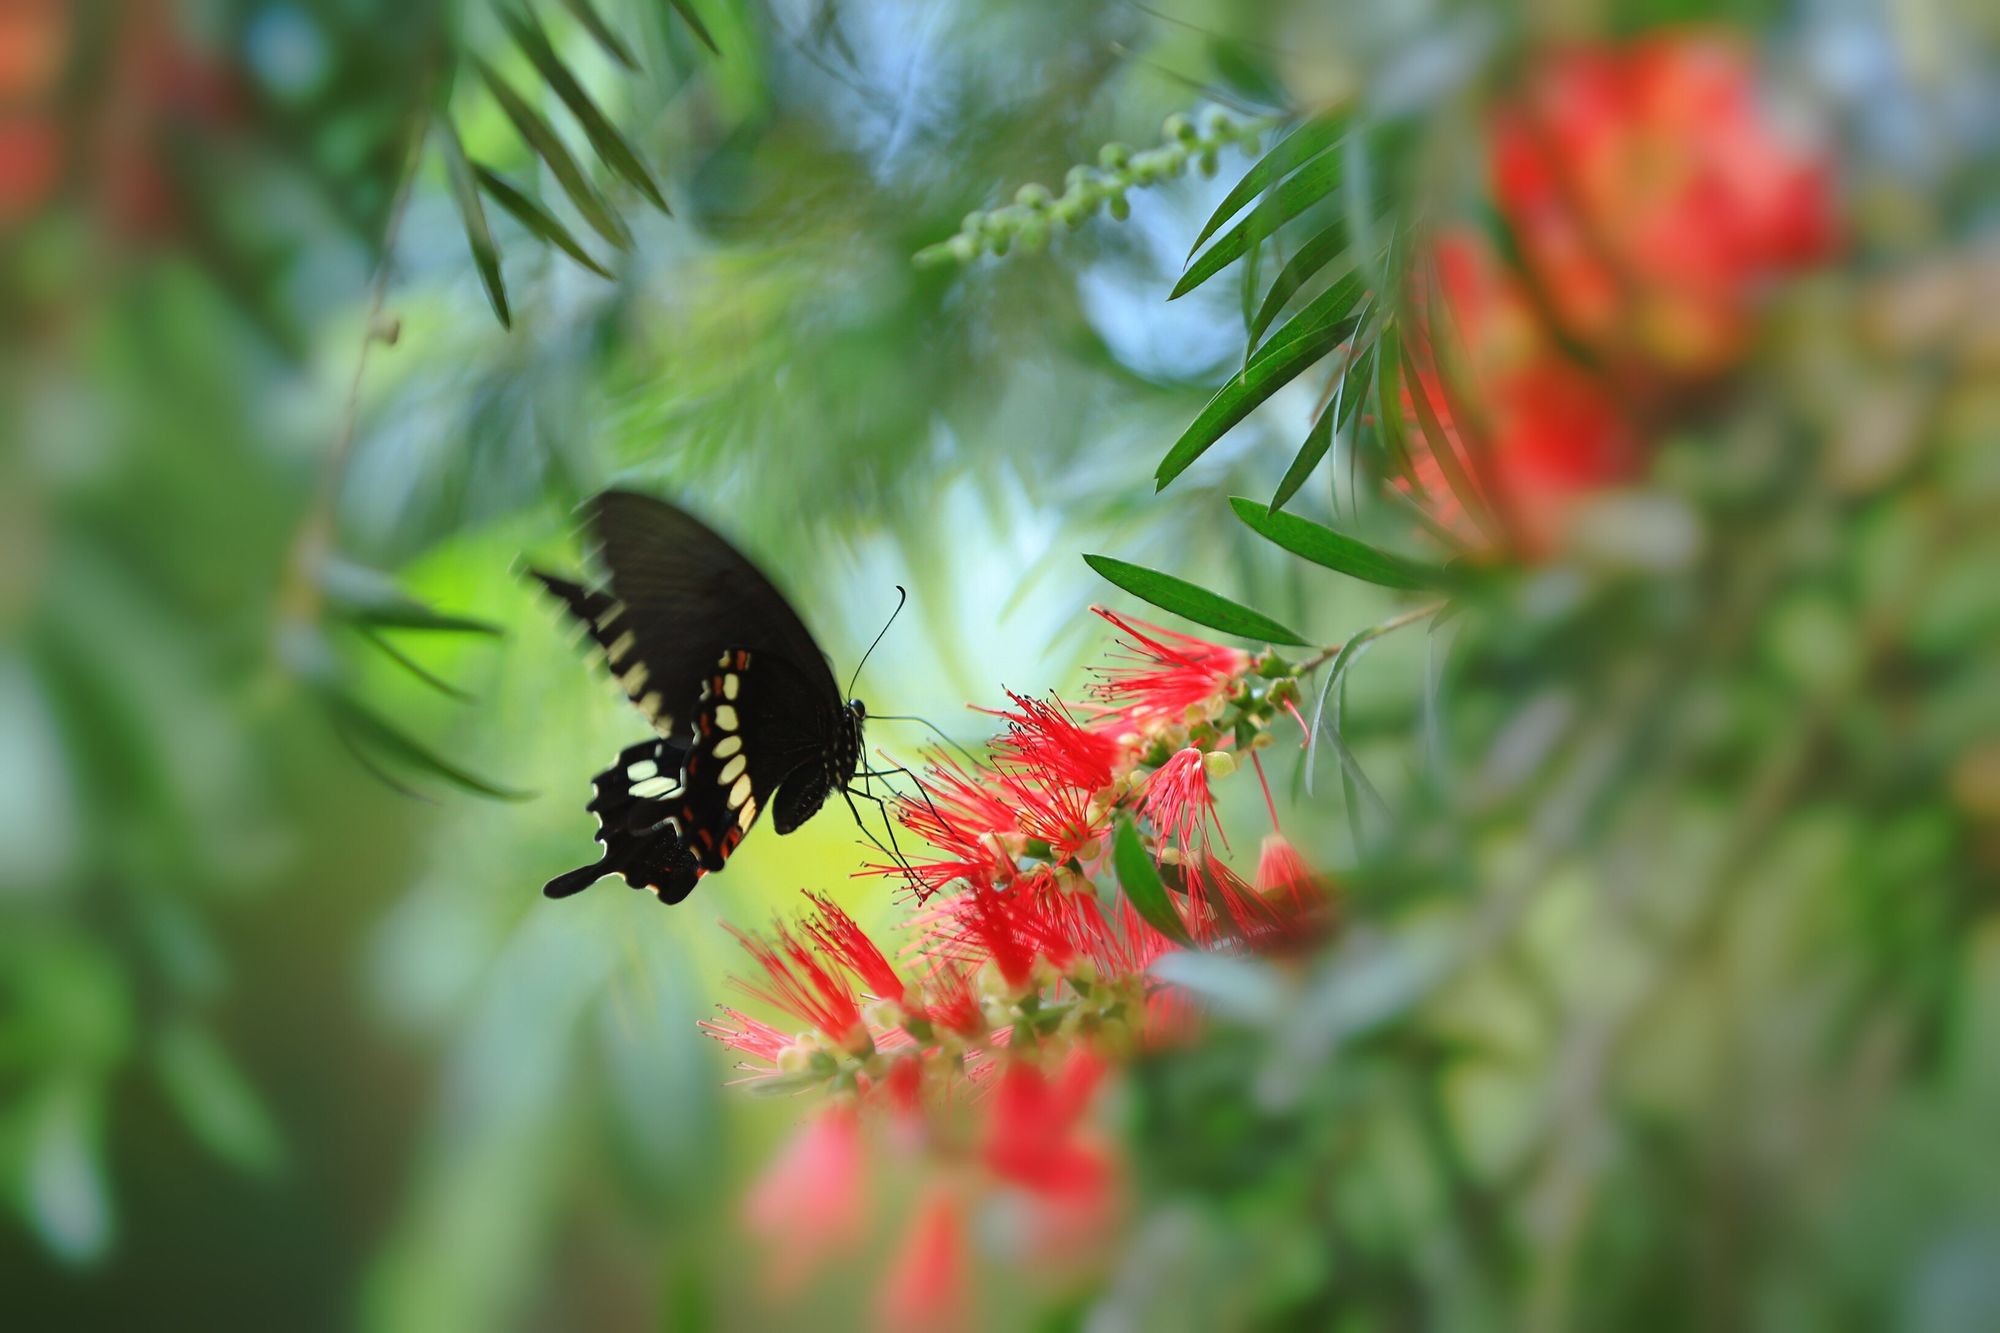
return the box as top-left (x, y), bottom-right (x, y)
top-left (592, 491), bottom-right (841, 735)
top-left (672, 648), bottom-right (849, 870)
top-left (543, 738), bottom-right (705, 903)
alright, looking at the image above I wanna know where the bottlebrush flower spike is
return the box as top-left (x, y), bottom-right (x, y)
top-left (745, 1104), bottom-right (868, 1291)
top-left (879, 1187), bottom-right (968, 1332)
top-left (984, 1050), bottom-right (1112, 1200)
top-left (723, 917), bottom-right (870, 1053)
top-left (880, 759), bottom-right (1020, 900)
top-left (801, 892), bottom-right (905, 1005)
top-left (1142, 746), bottom-right (1227, 862)
top-left (1089, 607), bottom-right (1251, 738)
top-left (987, 691), bottom-right (1123, 794)
top-left (700, 1006), bottom-right (795, 1075)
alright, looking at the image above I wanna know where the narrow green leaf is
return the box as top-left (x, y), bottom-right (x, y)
top-left (665, 0), bottom-right (719, 52)
top-left (156, 1021), bottom-right (284, 1176)
top-left (1187, 114), bottom-right (1344, 258)
top-left (326, 692), bottom-right (533, 801)
top-left (319, 558), bottom-right (503, 635)
top-left (475, 164), bottom-right (614, 278)
top-left (1230, 498), bottom-right (1449, 590)
top-left (1248, 217), bottom-right (1350, 348)
top-left (357, 625), bottom-right (474, 701)
top-left (1156, 270), bottom-right (1365, 490)
top-left (1272, 341), bottom-right (1373, 512)
top-left (1272, 392), bottom-right (1335, 514)
top-left (477, 57), bottom-right (632, 250)
top-left (1372, 333), bottom-right (1417, 485)
top-left (437, 121), bottom-right (510, 328)
top-left (1083, 554), bottom-right (1307, 645)
top-left (1113, 812), bottom-right (1193, 946)
top-left (500, 6), bottom-right (668, 214)
top-left (1401, 329), bottom-right (1501, 545)
top-left (1173, 150), bottom-right (1343, 300)
top-left (1150, 952), bottom-right (1283, 1022)
top-left (560, 0), bottom-right (638, 70)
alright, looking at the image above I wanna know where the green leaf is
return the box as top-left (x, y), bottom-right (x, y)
top-left (318, 558), bottom-right (503, 635)
top-left (357, 625), bottom-right (474, 701)
top-left (156, 1021), bottom-right (284, 1177)
top-left (477, 57), bottom-right (632, 251)
top-left (1273, 390), bottom-right (1336, 515)
top-left (326, 691), bottom-right (533, 801)
top-left (560, 0), bottom-right (639, 70)
top-left (437, 121), bottom-right (510, 328)
top-left (24, 1081), bottom-right (111, 1264)
top-left (1156, 269), bottom-right (1365, 490)
top-left (1247, 217), bottom-right (1350, 348)
top-left (1150, 951), bottom-right (1283, 1023)
top-left (1272, 341), bottom-right (1374, 512)
top-left (1186, 114), bottom-right (1343, 258)
top-left (1173, 149), bottom-right (1343, 299)
top-left (1113, 812), bottom-right (1193, 946)
top-left (1083, 554), bottom-right (1307, 645)
top-left (1230, 498), bottom-right (1449, 590)
top-left (1400, 328), bottom-right (1501, 545)
top-left (475, 164), bottom-right (614, 278)
top-left (665, 0), bottom-right (719, 52)
top-left (499, 6), bottom-right (668, 214)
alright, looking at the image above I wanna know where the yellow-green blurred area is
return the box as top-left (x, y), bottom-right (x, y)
top-left (3, 0), bottom-right (1998, 1328)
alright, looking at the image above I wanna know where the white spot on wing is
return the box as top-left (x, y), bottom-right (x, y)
top-left (713, 735), bottom-right (742, 759)
top-left (628, 759), bottom-right (658, 781)
top-left (621, 661), bottom-right (649, 693)
top-left (608, 630), bottom-right (636, 662)
top-left (718, 754), bottom-right (746, 785)
top-left (738, 797), bottom-right (757, 830)
top-left (596, 601), bottom-right (627, 631)
top-left (729, 774), bottom-right (752, 808)
top-left (633, 776), bottom-right (677, 799)
top-left (714, 705), bottom-right (738, 732)
top-left (723, 673), bottom-right (740, 701)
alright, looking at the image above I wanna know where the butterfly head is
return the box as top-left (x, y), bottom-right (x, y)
top-left (848, 698), bottom-right (867, 721)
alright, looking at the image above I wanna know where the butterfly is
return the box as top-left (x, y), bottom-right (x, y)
top-left (531, 490), bottom-right (869, 904)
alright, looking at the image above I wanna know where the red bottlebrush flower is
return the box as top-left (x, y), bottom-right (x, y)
top-left (910, 963), bottom-right (987, 1040)
top-left (1089, 608), bottom-right (1252, 739)
top-left (700, 1006), bottom-right (794, 1074)
top-left (879, 1187), bottom-right (968, 1332)
top-left (1490, 31), bottom-right (1836, 380)
top-left (1255, 834), bottom-right (1323, 915)
top-left (920, 870), bottom-right (1075, 992)
top-left (883, 760), bottom-right (1020, 900)
top-left (1142, 747), bottom-right (1227, 862)
top-left (744, 1104), bottom-right (868, 1290)
top-left (983, 1050), bottom-right (1112, 1201)
top-left (723, 918), bottom-right (868, 1052)
top-left (800, 892), bottom-right (905, 1005)
top-left (987, 691), bottom-right (1123, 795)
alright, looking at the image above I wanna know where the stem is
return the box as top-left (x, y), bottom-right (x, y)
top-left (275, 69), bottom-right (437, 642)
top-left (1293, 599), bottom-right (1448, 677)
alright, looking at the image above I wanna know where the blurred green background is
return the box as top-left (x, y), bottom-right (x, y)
top-left (4, 0), bottom-right (1997, 1328)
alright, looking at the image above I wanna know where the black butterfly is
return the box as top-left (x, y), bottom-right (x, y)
top-left (531, 491), bottom-right (868, 904)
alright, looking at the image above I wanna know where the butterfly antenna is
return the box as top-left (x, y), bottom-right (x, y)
top-left (846, 585), bottom-right (908, 699)
top-left (866, 714), bottom-right (983, 770)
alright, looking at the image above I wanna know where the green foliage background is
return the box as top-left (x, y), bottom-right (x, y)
top-left (3, 0), bottom-right (1996, 1329)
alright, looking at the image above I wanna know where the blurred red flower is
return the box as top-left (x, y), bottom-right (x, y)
top-left (745, 1105), bottom-right (869, 1291)
top-left (1491, 31), bottom-right (1837, 380)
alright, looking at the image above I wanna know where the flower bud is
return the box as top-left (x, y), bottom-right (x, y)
top-left (1164, 112), bottom-right (1197, 143)
top-left (947, 234), bottom-right (978, 263)
top-left (864, 999), bottom-right (905, 1031)
top-left (1202, 749), bottom-right (1238, 780)
top-left (1014, 182), bottom-right (1052, 210)
top-left (1098, 142), bottom-right (1132, 170)
top-left (1108, 191), bottom-right (1131, 221)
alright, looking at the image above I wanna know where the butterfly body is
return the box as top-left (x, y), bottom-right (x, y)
top-left (534, 492), bottom-right (864, 904)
